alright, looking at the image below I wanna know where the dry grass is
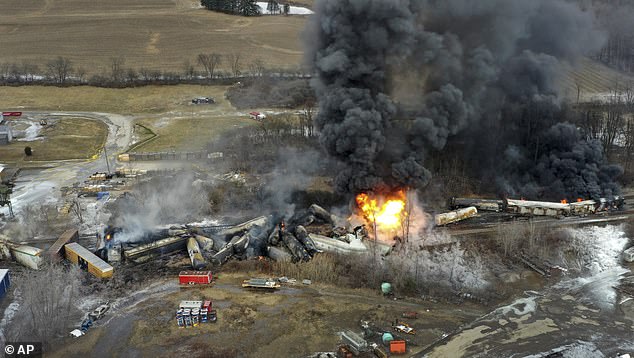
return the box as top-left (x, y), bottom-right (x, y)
top-left (0, 0), bottom-right (308, 75)
top-left (0, 117), bottom-right (107, 162)
top-left (134, 114), bottom-right (254, 152)
top-left (0, 85), bottom-right (233, 113)
top-left (268, 253), bottom-right (344, 284)
top-left (0, 85), bottom-right (262, 153)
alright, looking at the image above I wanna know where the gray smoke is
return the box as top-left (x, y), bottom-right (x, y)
top-left (308, 0), bottom-right (621, 199)
top-left (108, 172), bottom-right (210, 242)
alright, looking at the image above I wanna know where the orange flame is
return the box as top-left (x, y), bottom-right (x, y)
top-left (577, 198), bottom-right (583, 202)
top-left (355, 191), bottom-right (406, 230)
top-left (561, 199), bottom-right (568, 204)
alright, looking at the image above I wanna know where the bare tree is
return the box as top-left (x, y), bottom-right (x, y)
top-left (248, 57), bottom-right (266, 77)
top-left (602, 84), bottom-right (625, 159)
top-left (6, 264), bottom-right (82, 349)
top-left (574, 79), bottom-right (582, 104)
top-left (46, 57), bottom-right (73, 85)
top-left (228, 53), bottom-right (242, 78)
top-left (301, 98), bottom-right (316, 137)
top-left (197, 53), bottom-right (222, 80)
top-left (110, 56), bottom-right (126, 83)
top-left (70, 199), bottom-right (83, 224)
top-left (620, 82), bottom-right (634, 175)
top-left (182, 60), bottom-right (195, 80)
top-left (0, 62), bottom-right (10, 80)
top-left (20, 61), bottom-right (39, 83)
top-left (75, 66), bottom-right (87, 83)
top-left (8, 63), bottom-right (22, 82)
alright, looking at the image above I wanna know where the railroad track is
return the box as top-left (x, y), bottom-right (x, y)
top-left (444, 210), bottom-right (634, 237)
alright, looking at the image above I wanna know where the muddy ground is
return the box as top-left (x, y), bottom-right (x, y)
top-left (47, 272), bottom-right (488, 358)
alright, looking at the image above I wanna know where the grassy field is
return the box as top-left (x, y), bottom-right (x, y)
top-left (0, 117), bottom-right (107, 162)
top-left (0, 85), bottom-right (261, 153)
top-left (134, 114), bottom-right (253, 152)
top-left (0, 0), bottom-right (310, 75)
top-left (0, 85), bottom-right (236, 114)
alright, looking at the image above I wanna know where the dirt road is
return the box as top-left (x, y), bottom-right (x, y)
top-left (0, 111), bottom-right (133, 216)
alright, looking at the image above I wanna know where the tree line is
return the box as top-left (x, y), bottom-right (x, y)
top-left (201, 0), bottom-right (291, 16)
top-left (201, 0), bottom-right (261, 16)
top-left (0, 53), bottom-right (310, 87)
top-left (591, 1), bottom-right (634, 73)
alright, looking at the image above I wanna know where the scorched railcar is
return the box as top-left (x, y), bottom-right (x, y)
top-left (505, 199), bottom-right (570, 217)
top-left (450, 197), bottom-right (505, 212)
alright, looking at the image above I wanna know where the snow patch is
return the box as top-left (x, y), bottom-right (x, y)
top-left (3, 180), bottom-right (57, 215)
top-left (566, 225), bottom-right (629, 274)
top-left (495, 295), bottom-right (538, 316)
top-left (17, 122), bottom-right (42, 142)
top-left (187, 218), bottom-right (221, 227)
top-left (556, 225), bottom-right (631, 309)
top-left (0, 290), bottom-right (21, 343)
top-left (524, 340), bottom-right (605, 358)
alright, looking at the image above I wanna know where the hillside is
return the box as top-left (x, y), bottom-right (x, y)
top-left (560, 56), bottom-right (634, 102)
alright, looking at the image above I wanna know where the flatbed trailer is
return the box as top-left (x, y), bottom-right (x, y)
top-left (241, 278), bottom-right (280, 289)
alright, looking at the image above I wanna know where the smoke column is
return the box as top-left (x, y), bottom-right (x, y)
top-left (307, 0), bottom-right (622, 200)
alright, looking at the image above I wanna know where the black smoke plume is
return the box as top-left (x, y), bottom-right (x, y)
top-left (307, 0), bottom-right (622, 200)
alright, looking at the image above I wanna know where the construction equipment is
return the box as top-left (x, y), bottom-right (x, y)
top-left (392, 321), bottom-right (415, 335)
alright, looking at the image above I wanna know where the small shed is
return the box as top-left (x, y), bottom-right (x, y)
top-left (0, 125), bottom-right (13, 145)
top-left (0, 269), bottom-right (10, 300)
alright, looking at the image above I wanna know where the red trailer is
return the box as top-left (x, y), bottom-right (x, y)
top-left (1, 112), bottom-right (22, 117)
top-left (179, 271), bottom-right (213, 285)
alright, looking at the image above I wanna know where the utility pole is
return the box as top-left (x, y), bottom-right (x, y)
top-left (103, 145), bottom-right (111, 174)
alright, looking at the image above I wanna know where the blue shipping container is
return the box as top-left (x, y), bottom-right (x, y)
top-left (0, 269), bottom-right (10, 300)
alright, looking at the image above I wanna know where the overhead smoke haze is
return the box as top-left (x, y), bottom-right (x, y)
top-left (259, 147), bottom-right (333, 220)
top-left (108, 172), bottom-right (211, 242)
top-left (307, 0), bottom-right (622, 200)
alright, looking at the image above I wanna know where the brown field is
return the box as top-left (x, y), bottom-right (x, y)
top-left (0, 0), bottom-right (310, 75)
top-left (0, 117), bottom-right (107, 162)
top-left (560, 57), bottom-right (634, 100)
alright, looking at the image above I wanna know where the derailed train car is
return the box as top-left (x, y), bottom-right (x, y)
top-left (65, 243), bottom-right (113, 279)
top-left (449, 198), bottom-right (505, 212)
top-left (451, 195), bottom-right (624, 218)
top-left (505, 199), bottom-right (572, 217)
